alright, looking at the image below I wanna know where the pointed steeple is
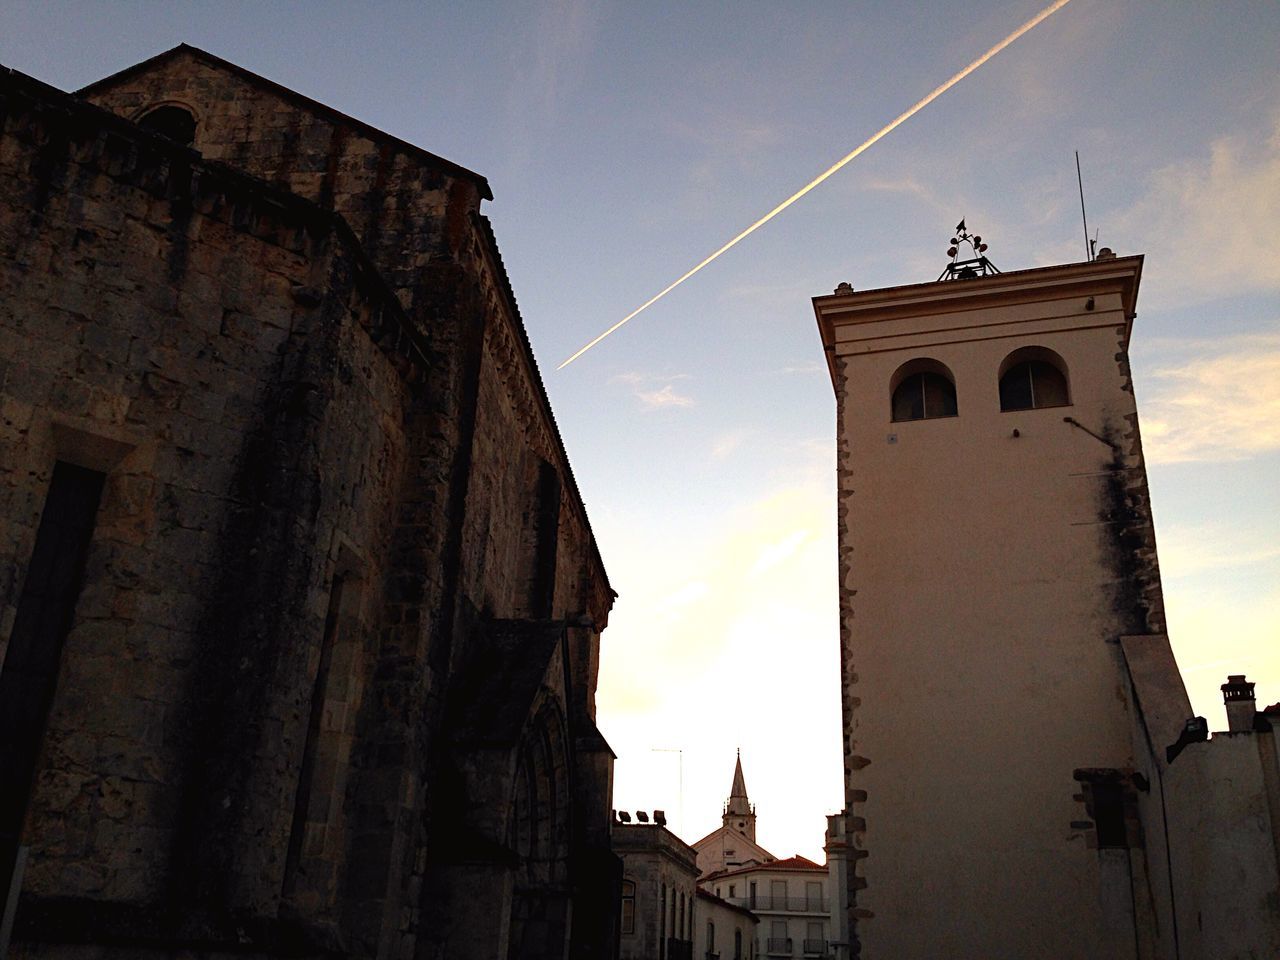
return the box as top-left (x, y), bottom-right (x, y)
top-left (722, 749), bottom-right (757, 841)
top-left (729, 749), bottom-right (749, 807)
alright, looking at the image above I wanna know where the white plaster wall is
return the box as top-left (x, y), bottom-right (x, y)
top-left (1166, 731), bottom-right (1280, 960)
top-left (825, 264), bottom-right (1154, 958)
top-left (695, 896), bottom-right (758, 960)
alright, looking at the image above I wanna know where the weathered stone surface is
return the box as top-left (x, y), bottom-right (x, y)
top-left (2, 46), bottom-right (617, 960)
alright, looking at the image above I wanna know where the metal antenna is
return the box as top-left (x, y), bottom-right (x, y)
top-left (1075, 151), bottom-right (1091, 261)
top-left (651, 748), bottom-right (683, 836)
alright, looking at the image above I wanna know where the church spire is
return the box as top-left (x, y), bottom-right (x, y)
top-left (722, 749), bottom-right (757, 841)
top-left (729, 749), bottom-right (748, 804)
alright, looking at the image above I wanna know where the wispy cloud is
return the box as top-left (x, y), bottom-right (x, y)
top-left (1141, 334), bottom-right (1280, 463)
top-left (504, 0), bottom-right (601, 169)
top-left (1157, 519), bottom-right (1280, 578)
top-left (748, 529), bottom-right (811, 578)
top-left (711, 429), bottom-right (750, 459)
top-left (613, 371), bottom-right (696, 410)
top-left (612, 372), bottom-right (691, 385)
top-left (595, 478), bottom-right (843, 857)
top-left (635, 384), bottom-right (695, 410)
top-left (776, 361), bottom-right (825, 376)
top-left (1112, 116), bottom-right (1280, 305)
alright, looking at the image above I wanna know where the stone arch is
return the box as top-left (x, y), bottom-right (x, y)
top-left (507, 695), bottom-right (572, 959)
top-left (133, 101), bottom-right (200, 147)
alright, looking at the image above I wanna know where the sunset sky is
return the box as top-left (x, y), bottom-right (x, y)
top-left (3, 0), bottom-right (1276, 862)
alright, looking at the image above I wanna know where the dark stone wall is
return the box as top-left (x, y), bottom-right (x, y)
top-left (3, 51), bottom-right (616, 960)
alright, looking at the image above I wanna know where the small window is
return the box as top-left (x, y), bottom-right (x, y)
top-left (621, 880), bottom-right (636, 934)
top-left (1090, 781), bottom-right (1128, 848)
top-left (708, 921), bottom-right (715, 950)
top-left (137, 104), bottom-right (197, 147)
top-left (889, 358), bottom-right (958, 422)
top-left (998, 347), bottom-right (1070, 411)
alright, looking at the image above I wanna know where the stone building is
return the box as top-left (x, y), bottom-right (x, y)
top-left (0, 47), bottom-right (618, 959)
top-left (614, 812), bottom-right (698, 960)
top-left (813, 242), bottom-right (1280, 958)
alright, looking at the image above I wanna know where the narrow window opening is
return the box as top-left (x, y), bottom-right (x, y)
top-left (530, 460), bottom-right (561, 618)
top-left (620, 880), bottom-right (636, 934)
top-left (770, 919), bottom-right (789, 954)
top-left (0, 462), bottom-right (106, 910)
top-left (660, 882), bottom-right (667, 960)
top-left (283, 568), bottom-right (362, 903)
top-left (1090, 780), bottom-right (1129, 848)
top-left (770, 878), bottom-right (786, 908)
top-left (137, 105), bottom-right (197, 147)
top-left (805, 921), bottom-right (825, 955)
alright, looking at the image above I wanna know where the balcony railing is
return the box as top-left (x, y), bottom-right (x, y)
top-left (666, 938), bottom-right (693, 960)
top-left (731, 896), bottom-right (830, 913)
top-left (765, 938), bottom-right (792, 956)
top-left (802, 940), bottom-right (828, 956)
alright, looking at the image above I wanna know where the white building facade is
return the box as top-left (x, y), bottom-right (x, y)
top-left (813, 246), bottom-right (1280, 959)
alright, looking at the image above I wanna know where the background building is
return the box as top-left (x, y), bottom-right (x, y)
top-left (692, 753), bottom-right (773, 876)
top-left (615, 812), bottom-right (698, 960)
top-left (704, 857), bottom-right (832, 960)
top-left (695, 757), bottom-right (842, 960)
top-left (0, 48), bottom-right (618, 959)
top-left (813, 243), bottom-right (1280, 959)
top-left (695, 888), bottom-right (758, 960)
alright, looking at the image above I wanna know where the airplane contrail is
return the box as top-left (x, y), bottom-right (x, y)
top-left (558, 0), bottom-right (1075, 370)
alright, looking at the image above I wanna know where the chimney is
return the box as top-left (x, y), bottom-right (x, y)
top-left (1221, 675), bottom-right (1256, 732)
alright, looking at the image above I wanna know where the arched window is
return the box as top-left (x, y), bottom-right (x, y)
top-left (890, 358), bottom-right (958, 422)
top-left (621, 880), bottom-right (636, 934)
top-left (998, 347), bottom-right (1070, 411)
top-left (137, 104), bottom-right (197, 147)
top-left (708, 920), bottom-right (716, 950)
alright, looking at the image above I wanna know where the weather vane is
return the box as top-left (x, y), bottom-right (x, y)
top-left (938, 219), bottom-right (1000, 280)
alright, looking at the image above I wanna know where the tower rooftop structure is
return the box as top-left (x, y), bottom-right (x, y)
top-left (692, 752), bottom-right (772, 876)
top-left (725, 750), bottom-right (751, 816)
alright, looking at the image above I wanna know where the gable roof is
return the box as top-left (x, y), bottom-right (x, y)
top-left (77, 44), bottom-right (492, 200)
top-left (690, 824), bottom-right (774, 859)
top-left (703, 854), bottom-right (826, 883)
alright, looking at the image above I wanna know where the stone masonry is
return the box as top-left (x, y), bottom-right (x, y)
top-left (0, 46), bottom-right (617, 960)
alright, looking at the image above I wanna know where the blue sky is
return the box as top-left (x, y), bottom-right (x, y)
top-left (4, 0), bottom-right (1276, 861)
